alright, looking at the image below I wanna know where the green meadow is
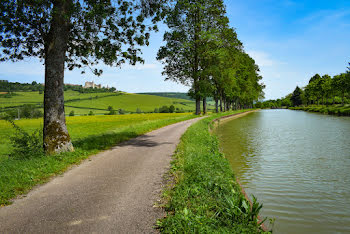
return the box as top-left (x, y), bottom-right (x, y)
top-left (0, 90), bottom-right (114, 108)
top-left (64, 93), bottom-right (196, 114)
top-left (0, 113), bottom-right (195, 159)
top-left (0, 91), bottom-right (199, 115)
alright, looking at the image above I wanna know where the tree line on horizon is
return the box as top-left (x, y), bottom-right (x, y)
top-left (258, 62), bottom-right (350, 109)
top-left (0, 80), bottom-right (116, 94)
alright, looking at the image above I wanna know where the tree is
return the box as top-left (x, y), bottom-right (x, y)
top-left (0, 0), bottom-right (166, 154)
top-left (332, 73), bottom-right (349, 105)
top-left (290, 86), bottom-right (303, 106)
top-left (282, 96), bottom-right (292, 107)
top-left (107, 106), bottom-right (116, 115)
top-left (157, 0), bottom-right (227, 115)
top-left (169, 105), bottom-right (175, 113)
top-left (321, 75), bottom-right (332, 105)
top-left (305, 74), bottom-right (322, 104)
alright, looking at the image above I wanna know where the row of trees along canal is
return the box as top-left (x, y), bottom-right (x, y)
top-left (258, 63), bottom-right (350, 108)
top-left (157, 0), bottom-right (264, 115)
top-left (0, 0), bottom-right (264, 155)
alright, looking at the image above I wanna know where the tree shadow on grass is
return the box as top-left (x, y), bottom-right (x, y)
top-left (73, 131), bottom-right (139, 151)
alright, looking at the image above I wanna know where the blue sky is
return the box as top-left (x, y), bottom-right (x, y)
top-left (1, 0), bottom-right (349, 99)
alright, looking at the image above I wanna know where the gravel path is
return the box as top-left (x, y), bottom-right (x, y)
top-left (0, 117), bottom-right (203, 233)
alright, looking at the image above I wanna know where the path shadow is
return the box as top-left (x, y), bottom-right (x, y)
top-left (73, 132), bottom-right (172, 151)
top-left (117, 135), bottom-right (172, 148)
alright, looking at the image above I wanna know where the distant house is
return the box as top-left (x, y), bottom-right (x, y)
top-left (84, 81), bottom-right (102, 89)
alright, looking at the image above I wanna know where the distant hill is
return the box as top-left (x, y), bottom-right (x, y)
top-left (0, 91), bottom-right (197, 117)
top-left (137, 92), bottom-right (193, 101)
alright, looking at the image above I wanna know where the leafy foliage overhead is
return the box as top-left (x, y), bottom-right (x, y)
top-left (0, 0), bottom-right (167, 75)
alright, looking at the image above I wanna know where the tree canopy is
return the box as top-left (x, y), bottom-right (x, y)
top-left (290, 86), bottom-right (303, 106)
top-left (0, 0), bottom-right (166, 74)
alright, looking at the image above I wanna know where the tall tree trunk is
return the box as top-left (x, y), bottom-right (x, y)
top-left (220, 96), bottom-right (223, 112)
top-left (215, 98), bottom-right (219, 113)
top-left (193, 6), bottom-right (201, 115)
top-left (43, 1), bottom-right (73, 154)
top-left (203, 97), bottom-right (207, 114)
top-left (195, 96), bottom-right (201, 115)
top-left (223, 99), bottom-right (226, 112)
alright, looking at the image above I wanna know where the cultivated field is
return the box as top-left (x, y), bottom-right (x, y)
top-left (64, 93), bottom-right (196, 114)
top-left (0, 90), bottom-right (114, 108)
top-left (0, 91), bottom-right (197, 115)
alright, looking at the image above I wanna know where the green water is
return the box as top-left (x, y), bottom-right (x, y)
top-left (215, 110), bottom-right (350, 233)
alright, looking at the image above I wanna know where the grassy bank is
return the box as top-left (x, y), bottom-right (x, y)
top-left (158, 110), bottom-right (269, 233)
top-left (0, 113), bottom-right (196, 206)
top-left (289, 105), bottom-right (350, 116)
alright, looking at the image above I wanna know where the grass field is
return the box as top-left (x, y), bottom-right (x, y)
top-left (64, 93), bottom-right (196, 114)
top-left (0, 91), bottom-right (198, 115)
top-left (0, 90), bottom-right (115, 108)
top-left (0, 113), bottom-right (196, 158)
top-left (0, 113), bottom-right (198, 205)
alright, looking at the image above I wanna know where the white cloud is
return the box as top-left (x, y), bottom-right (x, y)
top-left (247, 50), bottom-right (282, 67)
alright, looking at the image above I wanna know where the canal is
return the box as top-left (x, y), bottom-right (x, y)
top-left (215, 109), bottom-right (350, 233)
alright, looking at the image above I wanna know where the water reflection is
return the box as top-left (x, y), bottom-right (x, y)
top-left (215, 110), bottom-right (350, 234)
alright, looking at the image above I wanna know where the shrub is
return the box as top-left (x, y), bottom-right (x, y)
top-left (69, 110), bottom-right (75, 116)
top-left (136, 108), bottom-right (142, 114)
top-left (159, 105), bottom-right (170, 113)
top-left (7, 120), bottom-right (43, 159)
top-left (118, 109), bottom-right (125, 115)
top-left (88, 111), bottom-right (94, 116)
top-left (21, 105), bottom-right (43, 118)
